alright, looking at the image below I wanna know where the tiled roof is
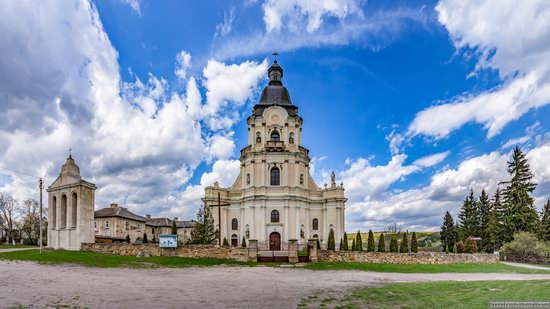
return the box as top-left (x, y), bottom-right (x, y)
top-left (146, 217), bottom-right (173, 227)
top-left (94, 206), bottom-right (147, 222)
top-left (177, 220), bottom-right (196, 228)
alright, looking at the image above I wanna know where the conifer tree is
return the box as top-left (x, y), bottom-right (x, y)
top-left (328, 229), bottom-right (336, 250)
top-left (478, 189), bottom-right (491, 252)
top-left (189, 204), bottom-right (218, 245)
top-left (501, 147), bottom-right (539, 241)
top-left (355, 230), bottom-right (363, 251)
top-left (241, 236), bottom-right (247, 248)
top-left (367, 230), bottom-right (375, 252)
top-left (440, 211), bottom-right (457, 251)
top-left (316, 238), bottom-right (321, 250)
top-left (459, 189), bottom-right (479, 239)
top-left (351, 239), bottom-right (356, 251)
top-left (142, 232), bottom-right (148, 244)
top-left (399, 232), bottom-right (409, 253)
top-left (487, 188), bottom-right (505, 251)
top-left (339, 238), bottom-right (344, 251)
top-left (342, 232), bottom-right (349, 250)
top-left (540, 198), bottom-right (550, 242)
top-left (171, 219), bottom-right (177, 235)
top-left (223, 237), bottom-right (229, 246)
top-left (377, 233), bottom-right (386, 252)
top-left (389, 234), bottom-right (398, 252)
top-left (411, 232), bottom-right (418, 253)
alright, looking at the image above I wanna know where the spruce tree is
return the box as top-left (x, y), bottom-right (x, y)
top-left (327, 229), bottom-right (336, 250)
top-left (377, 233), bottom-right (386, 252)
top-left (478, 189), bottom-right (492, 252)
top-left (189, 203), bottom-right (218, 245)
top-left (355, 230), bottom-right (363, 251)
top-left (459, 189), bottom-right (479, 239)
top-left (367, 230), bottom-right (375, 252)
top-left (540, 198), bottom-right (550, 242)
top-left (487, 188), bottom-right (505, 251)
top-left (171, 219), bottom-right (177, 235)
top-left (399, 232), bottom-right (409, 253)
top-left (501, 146), bottom-right (539, 241)
top-left (339, 238), bottom-right (344, 251)
top-left (389, 234), bottom-right (398, 252)
top-left (411, 232), bottom-right (418, 253)
top-left (351, 239), bottom-right (356, 251)
top-left (241, 236), bottom-right (247, 248)
top-left (143, 232), bottom-right (148, 243)
top-left (440, 211), bottom-right (457, 251)
top-left (342, 232), bottom-right (349, 250)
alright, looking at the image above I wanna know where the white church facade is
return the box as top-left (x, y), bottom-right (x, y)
top-left (203, 61), bottom-right (346, 250)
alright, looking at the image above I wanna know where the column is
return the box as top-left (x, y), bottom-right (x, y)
top-left (322, 207), bottom-right (328, 242)
top-left (260, 206), bottom-right (266, 241)
top-left (306, 208), bottom-right (310, 240)
top-left (295, 206), bottom-right (300, 239)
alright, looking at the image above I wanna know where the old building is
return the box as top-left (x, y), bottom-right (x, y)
top-left (145, 216), bottom-right (196, 243)
top-left (203, 61), bottom-right (346, 250)
top-left (94, 204), bottom-right (147, 242)
top-left (47, 154), bottom-right (96, 250)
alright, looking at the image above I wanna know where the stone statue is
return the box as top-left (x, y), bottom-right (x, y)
top-left (331, 171), bottom-right (336, 187)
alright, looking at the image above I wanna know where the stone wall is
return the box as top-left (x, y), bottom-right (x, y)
top-left (504, 254), bottom-right (550, 265)
top-left (81, 243), bottom-right (251, 262)
top-left (318, 250), bottom-right (499, 264)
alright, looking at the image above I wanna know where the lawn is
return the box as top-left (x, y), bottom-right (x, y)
top-left (304, 261), bottom-right (550, 274)
top-left (300, 280), bottom-right (550, 309)
top-left (0, 249), bottom-right (250, 268)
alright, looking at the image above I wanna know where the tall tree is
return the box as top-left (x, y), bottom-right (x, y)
top-left (20, 198), bottom-right (40, 245)
top-left (377, 233), bottom-right (386, 252)
top-left (487, 188), bottom-right (505, 251)
top-left (0, 193), bottom-right (18, 244)
top-left (342, 232), bottom-right (349, 250)
top-left (411, 232), bottom-right (418, 253)
top-left (540, 198), bottom-right (550, 242)
top-left (458, 189), bottom-right (479, 240)
top-left (501, 146), bottom-right (539, 241)
top-left (327, 229), bottom-right (335, 250)
top-left (171, 218), bottom-right (177, 235)
top-left (351, 238), bottom-right (356, 251)
top-left (355, 230), bottom-right (363, 251)
top-left (478, 189), bottom-right (492, 252)
top-left (189, 203), bottom-right (217, 245)
top-left (440, 211), bottom-right (457, 252)
top-left (389, 234), bottom-right (398, 253)
top-left (366, 229), bottom-right (375, 252)
top-left (399, 232), bottom-right (409, 253)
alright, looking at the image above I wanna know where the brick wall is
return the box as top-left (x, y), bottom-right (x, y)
top-left (81, 243), bottom-right (251, 262)
top-left (318, 250), bottom-right (499, 264)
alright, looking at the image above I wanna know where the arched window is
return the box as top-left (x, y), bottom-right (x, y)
top-left (71, 192), bottom-right (77, 228)
top-left (300, 174), bottom-right (304, 185)
top-left (231, 218), bottom-right (238, 230)
top-left (51, 196), bottom-right (57, 230)
top-left (246, 173), bottom-right (250, 185)
top-left (256, 132), bottom-right (261, 144)
top-left (289, 132), bottom-right (294, 144)
top-left (312, 234), bottom-right (319, 239)
top-left (60, 195), bottom-right (67, 229)
top-left (312, 218), bottom-right (319, 230)
top-left (231, 234), bottom-right (238, 246)
top-left (270, 167), bottom-right (280, 186)
top-left (271, 209), bottom-right (280, 223)
top-left (270, 131), bottom-right (280, 141)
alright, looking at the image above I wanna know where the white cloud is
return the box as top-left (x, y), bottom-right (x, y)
top-left (413, 151), bottom-right (450, 168)
top-left (174, 50), bottom-right (192, 80)
top-left (121, 0), bottom-right (142, 15)
top-left (215, 7), bottom-right (235, 37)
top-left (404, 0), bottom-right (550, 141)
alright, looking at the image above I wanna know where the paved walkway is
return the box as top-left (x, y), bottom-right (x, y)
top-left (502, 261), bottom-right (550, 270)
top-left (2, 261), bottom-right (550, 309)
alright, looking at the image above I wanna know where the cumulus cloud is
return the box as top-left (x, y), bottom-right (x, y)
top-left (404, 0), bottom-right (550, 141)
top-left (174, 50), bottom-right (192, 80)
top-left (413, 151), bottom-right (450, 168)
top-left (0, 1), bottom-right (266, 220)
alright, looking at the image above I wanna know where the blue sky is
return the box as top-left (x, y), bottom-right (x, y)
top-left (1, 0), bottom-right (550, 231)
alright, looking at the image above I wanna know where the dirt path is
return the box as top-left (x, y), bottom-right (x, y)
top-left (1, 261), bottom-right (550, 309)
top-left (0, 248), bottom-right (38, 253)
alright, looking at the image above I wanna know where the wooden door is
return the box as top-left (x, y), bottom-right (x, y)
top-left (269, 232), bottom-right (281, 251)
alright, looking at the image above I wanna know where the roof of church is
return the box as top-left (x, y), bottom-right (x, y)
top-left (256, 61), bottom-right (294, 107)
top-left (94, 205), bottom-right (147, 222)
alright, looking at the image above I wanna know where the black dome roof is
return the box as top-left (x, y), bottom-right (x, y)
top-left (256, 60), bottom-right (293, 107)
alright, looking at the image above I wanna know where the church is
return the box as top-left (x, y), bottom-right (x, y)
top-left (203, 60), bottom-right (346, 250)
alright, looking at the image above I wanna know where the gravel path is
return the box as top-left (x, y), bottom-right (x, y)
top-left (0, 248), bottom-right (38, 253)
top-left (1, 261), bottom-right (550, 309)
top-left (501, 262), bottom-right (550, 270)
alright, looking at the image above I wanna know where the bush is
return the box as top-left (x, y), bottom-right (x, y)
top-left (501, 232), bottom-right (550, 258)
top-left (355, 230), bottom-right (363, 251)
top-left (328, 229), bottom-right (335, 250)
top-left (241, 237), bottom-right (247, 248)
top-left (400, 232), bottom-right (409, 253)
top-left (390, 234), bottom-right (398, 253)
top-left (377, 233), bottom-right (386, 252)
top-left (367, 230), bottom-right (375, 252)
top-left (342, 232), bottom-right (349, 251)
top-left (464, 237), bottom-right (478, 253)
top-left (222, 237), bottom-right (229, 246)
top-left (456, 241), bottom-right (465, 253)
top-left (143, 233), bottom-right (148, 244)
top-left (411, 232), bottom-right (418, 253)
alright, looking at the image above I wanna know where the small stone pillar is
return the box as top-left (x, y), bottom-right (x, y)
top-left (248, 239), bottom-right (258, 262)
top-left (308, 239), bottom-right (318, 262)
top-left (288, 239), bottom-right (298, 263)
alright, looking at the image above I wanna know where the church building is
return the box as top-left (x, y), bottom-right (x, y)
top-left (203, 61), bottom-right (346, 250)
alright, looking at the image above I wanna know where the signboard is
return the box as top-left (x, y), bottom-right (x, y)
top-left (159, 234), bottom-right (178, 248)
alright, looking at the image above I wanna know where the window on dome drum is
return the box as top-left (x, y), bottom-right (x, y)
top-left (232, 218), bottom-right (238, 230)
top-left (246, 173), bottom-right (250, 185)
top-left (289, 132), bottom-right (294, 144)
top-left (312, 218), bottom-right (319, 230)
top-left (270, 167), bottom-right (280, 185)
top-left (300, 174), bottom-right (304, 185)
top-left (256, 132), bottom-right (261, 144)
top-left (271, 209), bottom-right (280, 223)
top-left (270, 131), bottom-right (280, 141)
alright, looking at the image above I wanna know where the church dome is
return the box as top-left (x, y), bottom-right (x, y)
top-left (257, 60), bottom-right (293, 106)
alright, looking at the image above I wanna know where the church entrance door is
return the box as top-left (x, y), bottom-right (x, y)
top-left (269, 232), bottom-right (281, 251)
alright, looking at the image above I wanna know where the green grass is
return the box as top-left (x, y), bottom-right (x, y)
top-left (304, 280), bottom-right (550, 309)
top-left (304, 261), bottom-right (550, 274)
top-left (0, 249), bottom-right (250, 268)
